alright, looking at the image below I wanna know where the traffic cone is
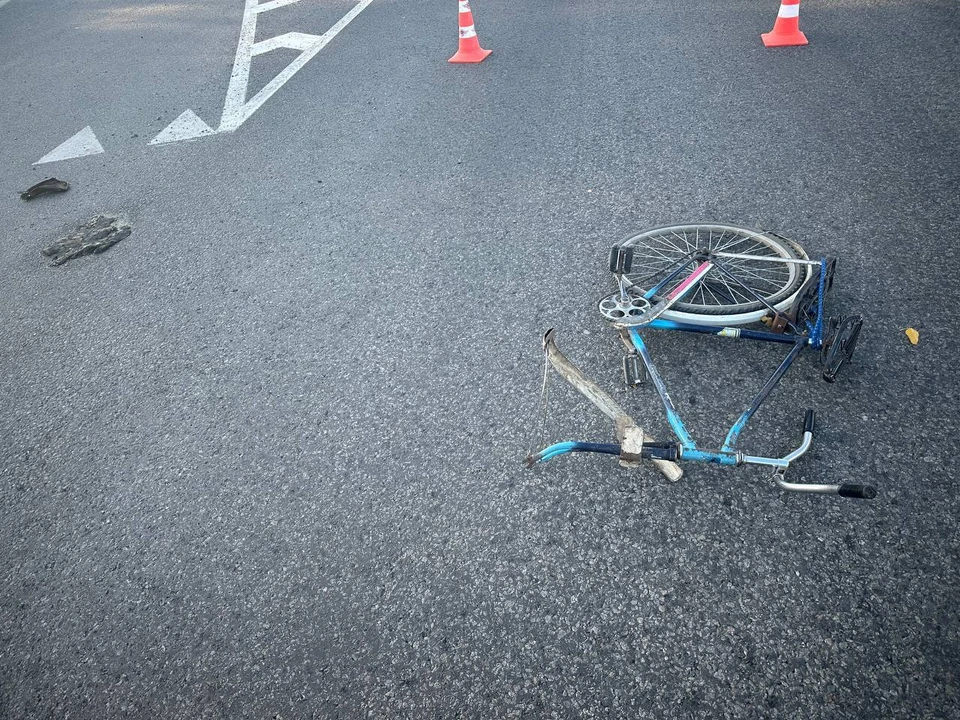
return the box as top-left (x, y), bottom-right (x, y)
top-left (761, 0), bottom-right (808, 47)
top-left (449, 0), bottom-right (491, 63)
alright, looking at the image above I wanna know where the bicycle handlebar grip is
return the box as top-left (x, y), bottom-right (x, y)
top-left (838, 484), bottom-right (877, 500)
top-left (804, 409), bottom-right (816, 434)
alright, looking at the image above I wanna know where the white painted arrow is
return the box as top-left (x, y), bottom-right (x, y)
top-left (35, 126), bottom-right (105, 164)
top-left (150, 109), bottom-right (217, 145)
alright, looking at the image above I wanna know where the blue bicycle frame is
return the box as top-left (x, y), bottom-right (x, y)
top-left (528, 253), bottom-right (875, 498)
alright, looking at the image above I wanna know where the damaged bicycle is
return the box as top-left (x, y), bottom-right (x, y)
top-left (526, 223), bottom-right (874, 499)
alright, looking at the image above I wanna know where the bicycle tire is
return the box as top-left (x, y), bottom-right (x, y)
top-left (616, 223), bottom-right (814, 327)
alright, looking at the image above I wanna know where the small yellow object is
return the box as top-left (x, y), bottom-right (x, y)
top-left (905, 328), bottom-right (919, 345)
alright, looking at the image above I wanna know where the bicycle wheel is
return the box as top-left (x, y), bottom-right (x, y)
top-left (617, 223), bottom-right (813, 326)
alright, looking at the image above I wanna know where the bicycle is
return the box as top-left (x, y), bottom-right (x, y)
top-left (526, 223), bottom-right (875, 499)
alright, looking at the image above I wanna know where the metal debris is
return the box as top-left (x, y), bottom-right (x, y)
top-left (21, 177), bottom-right (70, 200)
top-left (42, 215), bottom-right (131, 266)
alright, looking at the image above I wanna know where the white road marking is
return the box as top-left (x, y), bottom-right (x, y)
top-left (148, 0), bottom-right (375, 147)
top-left (0, 0), bottom-right (17, 10)
top-left (220, 0), bottom-right (261, 134)
top-left (149, 109), bottom-right (216, 145)
top-left (252, 31), bottom-right (323, 55)
top-left (31, 0), bottom-right (376, 160)
top-left (253, 0), bottom-right (303, 14)
top-left (218, 0), bottom-right (376, 133)
top-left (35, 126), bottom-right (104, 164)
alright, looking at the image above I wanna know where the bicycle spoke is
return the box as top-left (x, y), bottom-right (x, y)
top-left (714, 272), bottom-right (746, 304)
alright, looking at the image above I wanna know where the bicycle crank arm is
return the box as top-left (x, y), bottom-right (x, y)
top-left (541, 329), bottom-right (682, 482)
top-left (613, 261), bottom-right (714, 328)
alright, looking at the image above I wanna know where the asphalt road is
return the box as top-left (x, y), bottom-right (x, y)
top-left (1, 0), bottom-right (958, 718)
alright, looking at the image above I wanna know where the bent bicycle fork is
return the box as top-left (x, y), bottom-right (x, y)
top-left (528, 329), bottom-right (876, 499)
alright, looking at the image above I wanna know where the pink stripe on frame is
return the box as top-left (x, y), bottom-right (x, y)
top-left (668, 262), bottom-right (712, 300)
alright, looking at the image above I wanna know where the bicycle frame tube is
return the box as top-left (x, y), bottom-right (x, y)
top-left (645, 319), bottom-right (806, 344)
top-left (538, 258), bottom-right (834, 472)
top-left (644, 254), bottom-right (697, 299)
top-left (627, 327), bottom-right (697, 450)
top-left (627, 261), bottom-right (715, 327)
top-left (627, 326), bottom-right (800, 465)
top-left (721, 339), bottom-right (806, 452)
top-left (628, 317), bottom-right (809, 459)
top-left (666, 262), bottom-right (712, 302)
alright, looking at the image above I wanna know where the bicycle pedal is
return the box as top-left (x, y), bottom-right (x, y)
top-left (609, 245), bottom-right (634, 274)
top-left (821, 314), bottom-right (863, 383)
top-left (623, 353), bottom-right (646, 387)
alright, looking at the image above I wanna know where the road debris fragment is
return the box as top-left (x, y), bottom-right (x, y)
top-left (21, 178), bottom-right (70, 200)
top-left (905, 328), bottom-right (919, 345)
top-left (42, 215), bottom-right (131, 266)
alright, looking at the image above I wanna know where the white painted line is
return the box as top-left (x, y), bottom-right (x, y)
top-left (252, 31), bottom-right (322, 55)
top-left (218, 0), bottom-right (376, 133)
top-left (149, 109), bottom-right (217, 145)
top-left (34, 126), bottom-right (104, 164)
top-left (154, 0), bottom-right (376, 146)
top-left (253, 0), bottom-right (303, 14)
top-left (0, 0), bottom-right (17, 10)
top-left (220, 0), bottom-right (261, 133)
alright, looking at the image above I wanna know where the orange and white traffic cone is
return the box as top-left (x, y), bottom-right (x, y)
top-left (761, 0), bottom-right (808, 47)
top-left (449, 0), bottom-right (491, 63)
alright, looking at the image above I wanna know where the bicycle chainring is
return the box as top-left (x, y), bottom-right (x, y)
top-left (598, 293), bottom-right (651, 324)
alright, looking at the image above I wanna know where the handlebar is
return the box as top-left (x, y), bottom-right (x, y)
top-left (765, 409), bottom-right (877, 499)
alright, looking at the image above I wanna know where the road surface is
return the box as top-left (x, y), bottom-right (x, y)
top-left (1, 0), bottom-right (958, 717)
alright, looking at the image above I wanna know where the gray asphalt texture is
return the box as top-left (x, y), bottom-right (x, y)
top-left (1, 0), bottom-right (959, 717)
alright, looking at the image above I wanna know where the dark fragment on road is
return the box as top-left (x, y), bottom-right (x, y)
top-left (21, 177), bottom-right (70, 200)
top-left (42, 215), bottom-right (131, 266)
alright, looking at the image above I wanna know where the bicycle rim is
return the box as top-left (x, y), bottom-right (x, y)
top-left (619, 223), bottom-right (812, 326)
